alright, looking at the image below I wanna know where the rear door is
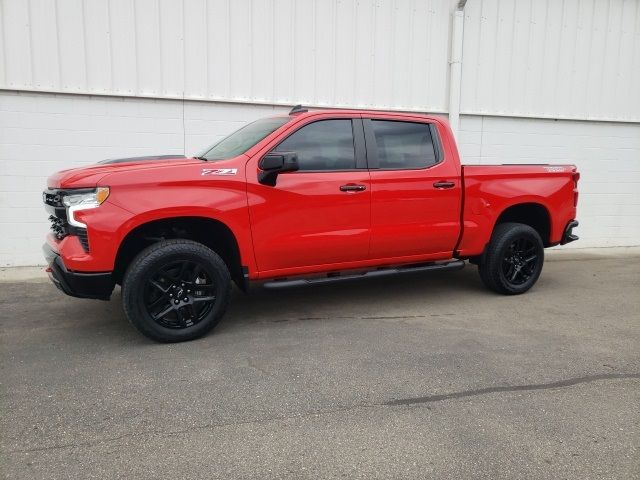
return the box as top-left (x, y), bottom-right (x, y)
top-left (364, 116), bottom-right (462, 259)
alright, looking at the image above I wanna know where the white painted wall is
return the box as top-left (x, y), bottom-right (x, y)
top-left (0, 90), bottom-right (288, 266)
top-left (458, 115), bottom-right (640, 248)
top-left (1, 90), bottom-right (638, 267)
top-left (1, 0), bottom-right (639, 266)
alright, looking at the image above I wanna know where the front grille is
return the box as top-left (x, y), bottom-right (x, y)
top-left (44, 189), bottom-right (90, 253)
top-left (49, 215), bottom-right (68, 239)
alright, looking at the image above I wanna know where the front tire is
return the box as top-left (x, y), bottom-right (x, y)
top-left (478, 222), bottom-right (544, 295)
top-left (122, 239), bottom-right (232, 342)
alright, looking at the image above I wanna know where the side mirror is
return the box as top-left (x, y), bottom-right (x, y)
top-left (258, 152), bottom-right (299, 186)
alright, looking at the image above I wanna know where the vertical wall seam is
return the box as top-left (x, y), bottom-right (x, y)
top-left (596, 0), bottom-right (612, 117)
top-left (80, 0), bottom-right (89, 91)
top-left (106, 0), bottom-right (114, 92)
top-left (26, 0), bottom-right (35, 88)
top-left (205, 0), bottom-right (210, 97)
top-left (505, 0), bottom-right (516, 113)
top-left (407, 0), bottom-right (416, 109)
top-left (583, 0), bottom-right (597, 119)
top-left (181, 0), bottom-right (186, 154)
top-left (54, 0), bottom-right (63, 89)
top-left (551, 0), bottom-right (566, 117)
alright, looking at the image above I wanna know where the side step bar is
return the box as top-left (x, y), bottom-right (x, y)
top-left (263, 260), bottom-right (465, 289)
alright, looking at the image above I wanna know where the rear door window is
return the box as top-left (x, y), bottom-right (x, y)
top-left (368, 120), bottom-right (437, 169)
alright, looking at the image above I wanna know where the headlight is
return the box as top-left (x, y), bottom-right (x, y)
top-left (62, 187), bottom-right (110, 228)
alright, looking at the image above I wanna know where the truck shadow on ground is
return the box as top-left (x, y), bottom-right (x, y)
top-left (219, 266), bottom-right (492, 329)
top-left (102, 266), bottom-right (491, 343)
top-left (9, 263), bottom-right (557, 345)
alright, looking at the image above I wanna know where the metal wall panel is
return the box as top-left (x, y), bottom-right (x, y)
top-left (460, 0), bottom-right (640, 122)
top-left (2, 0), bottom-right (638, 120)
top-left (0, 0), bottom-right (453, 112)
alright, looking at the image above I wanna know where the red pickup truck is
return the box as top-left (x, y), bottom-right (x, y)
top-left (43, 106), bottom-right (579, 342)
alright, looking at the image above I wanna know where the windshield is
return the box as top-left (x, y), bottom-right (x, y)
top-left (198, 117), bottom-right (290, 161)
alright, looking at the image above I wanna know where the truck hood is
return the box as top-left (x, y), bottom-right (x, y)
top-left (47, 155), bottom-right (200, 189)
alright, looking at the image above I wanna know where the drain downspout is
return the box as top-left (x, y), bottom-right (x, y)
top-left (448, 0), bottom-right (467, 140)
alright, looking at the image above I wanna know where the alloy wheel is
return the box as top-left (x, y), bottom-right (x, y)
top-left (501, 237), bottom-right (539, 286)
top-left (143, 260), bottom-right (218, 329)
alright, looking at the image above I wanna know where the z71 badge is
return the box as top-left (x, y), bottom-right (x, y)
top-left (201, 168), bottom-right (238, 176)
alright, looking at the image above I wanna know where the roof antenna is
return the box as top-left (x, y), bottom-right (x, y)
top-left (289, 104), bottom-right (308, 115)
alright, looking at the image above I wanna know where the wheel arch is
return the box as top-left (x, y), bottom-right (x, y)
top-left (493, 202), bottom-right (552, 247)
top-left (114, 216), bottom-right (247, 291)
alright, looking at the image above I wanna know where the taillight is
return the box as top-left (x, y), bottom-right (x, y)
top-left (572, 171), bottom-right (580, 207)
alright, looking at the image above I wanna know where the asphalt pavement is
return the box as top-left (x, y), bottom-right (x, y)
top-left (1, 253), bottom-right (639, 479)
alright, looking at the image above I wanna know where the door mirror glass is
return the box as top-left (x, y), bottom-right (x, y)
top-left (258, 152), bottom-right (299, 186)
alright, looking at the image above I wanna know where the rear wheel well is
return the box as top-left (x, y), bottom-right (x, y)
top-left (114, 217), bottom-right (246, 290)
top-left (494, 203), bottom-right (551, 247)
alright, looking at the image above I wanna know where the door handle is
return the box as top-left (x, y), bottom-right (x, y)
top-left (433, 181), bottom-right (455, 189)
top-left (340, 184), bottom-right (366, 192)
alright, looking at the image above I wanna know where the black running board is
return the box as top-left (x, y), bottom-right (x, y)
top-left (263, 260), bottom-right (465, 289)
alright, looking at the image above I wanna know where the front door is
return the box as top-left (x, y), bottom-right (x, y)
top-left (247, 117), bottom-right (371, 275)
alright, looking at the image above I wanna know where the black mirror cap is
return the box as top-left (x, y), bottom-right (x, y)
top-left (260, 153), bottom-right (285, 171)
top-left (258, 152), bottom-right (299, 186)
top-left (280, 152), bottom-right (299, 172)
top-left (260, 152), bottom-right (299, 171)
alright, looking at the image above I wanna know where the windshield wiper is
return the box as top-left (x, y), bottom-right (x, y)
top-left (193, 156), bottom-right (208, 161)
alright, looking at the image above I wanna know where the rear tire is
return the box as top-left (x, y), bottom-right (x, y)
top-left (478, 222), bottom-right (544, 295)
top-left (122, 239), bottom-right (232, 342)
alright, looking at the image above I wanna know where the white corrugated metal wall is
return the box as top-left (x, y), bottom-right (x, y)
top-left (1, 0), bottom-right (639, 266)
top-left (0, 0), bottom-right (452, 111)
top-left (461, 0), bottom-right (640, 121)
top-left (3, 0), bottom-right (638, 119)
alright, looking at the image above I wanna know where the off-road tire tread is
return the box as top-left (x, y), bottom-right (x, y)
top-left (122, 239), bottom-right (232, 342)
top-left (478, 222), bottom-right (544, 295)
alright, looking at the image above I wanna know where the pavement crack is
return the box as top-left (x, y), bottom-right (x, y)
top-left (3, 403), bottom-right (379, 455)
top-left (6, 373), bottom-right (639, 455)
top-left (386, 372), bottom-right (640, 406)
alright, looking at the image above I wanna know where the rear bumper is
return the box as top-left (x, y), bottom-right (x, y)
top-left (561, 220), bottom-right (579, 245)
top-left (43, 244), bottom-right (114, 300)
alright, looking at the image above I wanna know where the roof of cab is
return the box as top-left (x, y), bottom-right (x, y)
top-left (283, 106), bottom-right (446, 124)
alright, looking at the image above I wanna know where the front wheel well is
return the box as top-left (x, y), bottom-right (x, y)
top-left (113, 217), bottom-right (246, 290)
top-left (494, 203), bottom-right (551, 247)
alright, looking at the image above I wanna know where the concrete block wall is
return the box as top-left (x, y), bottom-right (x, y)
top-left (458, 116), bottom-right (640, 248)
top-left (1, 90), bottom-right (638, 266)
top-left (0, 91), bottom-right (287, 266)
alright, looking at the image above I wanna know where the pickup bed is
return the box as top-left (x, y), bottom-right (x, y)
top-left (43, 106), bottom-right (579, 342)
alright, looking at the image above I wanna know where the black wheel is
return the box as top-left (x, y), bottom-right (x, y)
top-left (478, 222), bottom-right (544, 295)
top-left (122, 239), bottom-right (232, 342)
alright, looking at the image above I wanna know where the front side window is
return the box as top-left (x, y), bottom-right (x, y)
top-left (272, 119), bottom-right (356, 171)
top-left (199, 117), bottom-right (289, 161)
top-left (370, 120), bottom-right (437, 169)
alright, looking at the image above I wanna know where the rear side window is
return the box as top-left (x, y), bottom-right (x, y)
top-left (370, 120), bottom-right (437, 169)
top-left (273, 120), bottom-right (355, 171)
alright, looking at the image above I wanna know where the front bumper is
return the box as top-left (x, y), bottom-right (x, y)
top-left (43, 244), bottom-right (114, 300)
top-left (561, 220), bottom-right (579, 245)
